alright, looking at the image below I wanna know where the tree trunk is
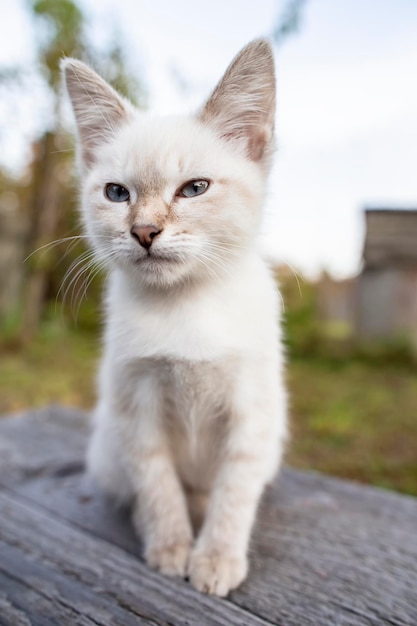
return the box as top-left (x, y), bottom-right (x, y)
top-left (20, 132), bottom-right (62, 342)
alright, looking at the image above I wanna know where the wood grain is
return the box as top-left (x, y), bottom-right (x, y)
top-left (1, 407), bottom-right (416, 625)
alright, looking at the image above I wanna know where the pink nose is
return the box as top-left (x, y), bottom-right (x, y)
top-left (130, 224), bottom-right (162, 249)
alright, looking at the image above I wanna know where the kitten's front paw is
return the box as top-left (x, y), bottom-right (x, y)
top-left (188, 549), bottom-right (248, 597)
top-left (146, 540), bottom-right (192, 578)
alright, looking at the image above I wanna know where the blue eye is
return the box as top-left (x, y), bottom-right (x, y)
top-left (179, 179), bottom-right (209, 198)
top-left (105, 183), bottom-right (130, 202)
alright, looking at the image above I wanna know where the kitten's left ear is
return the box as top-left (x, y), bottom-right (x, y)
top-left (61, 58), bottom-right (133, 168)
top-left (199, 39), bottom-right (276, 165)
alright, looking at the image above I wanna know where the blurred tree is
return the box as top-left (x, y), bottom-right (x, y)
top-left (32, 0), bottom-right (85, 90)
top-left (6, 0), bottom-right (146, 342)
top-left (272, 0), bottom-right (308, 47)
top-left (19, 0), bottom-right (84, 341)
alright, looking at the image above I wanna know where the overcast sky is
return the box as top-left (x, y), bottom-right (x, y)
top-left (2, 0), bottom-right (417, 278)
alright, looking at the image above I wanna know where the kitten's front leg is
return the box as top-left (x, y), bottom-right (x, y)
top-left (188, 372), bottom-right (286, 596)
top-left (116, 377), bottom-right (193, 577)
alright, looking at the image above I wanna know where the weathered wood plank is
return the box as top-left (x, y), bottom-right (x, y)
top-left (9, 467), bottom-right (417, 626)
top-left (0, 489), bottom-right (273, 626)
top-left (0, 406), bottom-right (88, 487)
top-left (1, 407), bottom-right (417, 625)
top-left (0, 567), bottom-right (107, 626)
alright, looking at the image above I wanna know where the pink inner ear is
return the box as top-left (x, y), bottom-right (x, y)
top-left (219, 125), bottom-right (272, 163)
top-left (248, 126), bottom-right (271, 162)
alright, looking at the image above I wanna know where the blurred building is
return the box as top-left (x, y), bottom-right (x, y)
top-left (318, 208), bottom-right (417, 348)
top-left (356, 208), bottom-right (417, 345)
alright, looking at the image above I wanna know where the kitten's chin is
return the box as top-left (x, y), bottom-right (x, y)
top-left (123, 254), bottom-right (196, 290)
top-left (113, 248), bottom-right (234, 291)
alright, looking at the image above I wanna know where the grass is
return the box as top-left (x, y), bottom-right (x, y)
top-left (0, 321), bottom-right (99, 414)
top-left (287, 356), bottom-right (417, 496)
top-left (1, 325), bottom-right (416, 496)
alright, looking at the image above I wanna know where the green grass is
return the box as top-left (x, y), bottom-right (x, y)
top-left (1, 327), bottom-right (416, 496)
top-left (0, 322), bottom-right (99, 414)
top-left (287, 356), bottom-right (417, 496)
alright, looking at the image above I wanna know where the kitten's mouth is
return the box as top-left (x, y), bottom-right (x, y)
top-left (135, 250), bottom-right (178, 265)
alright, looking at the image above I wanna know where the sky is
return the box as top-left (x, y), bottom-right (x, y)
top-left (1, 0), bottom-right (417, 278)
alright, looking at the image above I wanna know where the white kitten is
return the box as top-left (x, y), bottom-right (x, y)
top-left (62, 39), bottom-right (287, 597)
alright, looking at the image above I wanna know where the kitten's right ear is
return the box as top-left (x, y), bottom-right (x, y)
top-left (61, 58), bottom-right (133, 168)
top-left (198, 39), bottom-right (276, 167)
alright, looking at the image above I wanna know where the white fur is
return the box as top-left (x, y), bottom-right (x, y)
top-left (63, 39), bottom-right (287, 597)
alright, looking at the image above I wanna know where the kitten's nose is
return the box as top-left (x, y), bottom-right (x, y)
top-left (130, 224), bottom-right (162, 249)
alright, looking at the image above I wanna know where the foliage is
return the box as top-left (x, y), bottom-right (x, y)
top-left (0, 0), bottom-right (146, 341)
top-left (32, 0), bottom-right (85, 89)
top-left (277, 266), bottom-right (322, 357)
top-left (272, 0), bottom-right (308, 47)
top-left (278, 267), bottom-right (417, 364)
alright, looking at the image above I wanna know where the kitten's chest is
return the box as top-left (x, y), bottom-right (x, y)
top-left (149, 356), bottom-right (232, 419)
top-left (160, 358), bottom-right (231, 488)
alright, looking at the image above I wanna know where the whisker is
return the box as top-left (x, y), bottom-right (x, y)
top-left (57, 250), bottom-right (98, 305)
top-left (277, 289), bottom-right (285, 314)
top-left (24, 236), bottom-right (90, 262)
top-left (57, 241), bottom-right (117, 320)
top-left (197, 250), bottom-right (234, 280)
top-left (73, 256), bottom-right (113, 321)
top-left (284, 262), bottom-right (304, 298)
top-left (193, 254), bottom-right (221, 282)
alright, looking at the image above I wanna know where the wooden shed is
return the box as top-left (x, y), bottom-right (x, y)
top-left (356, 208), bottom-right (417, 345)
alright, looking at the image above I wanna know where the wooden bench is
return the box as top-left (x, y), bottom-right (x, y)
top-left (0, 406), bottom-right (416, 625)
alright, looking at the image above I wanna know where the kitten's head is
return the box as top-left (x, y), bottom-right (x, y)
top-left (62, 40), bottom-right (276, 289)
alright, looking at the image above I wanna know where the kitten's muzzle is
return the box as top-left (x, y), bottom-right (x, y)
top-left (130, 224), bottom-right (162, 250)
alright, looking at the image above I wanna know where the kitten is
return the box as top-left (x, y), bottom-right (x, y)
top-left (62, 39), bottom-right (287, 597)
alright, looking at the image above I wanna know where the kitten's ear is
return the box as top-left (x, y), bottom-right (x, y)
top-left (61, 58), bottom-right (133, 168)
top-left (198, 39), bottom-right (276, 165)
